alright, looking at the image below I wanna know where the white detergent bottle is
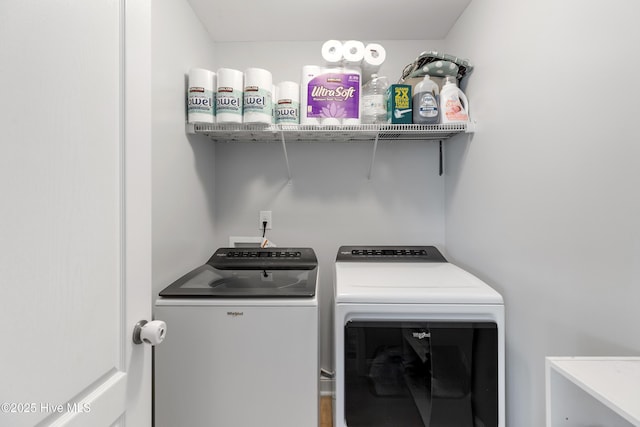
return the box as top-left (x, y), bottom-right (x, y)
top-left (440, 76), bottom-right (469, 124)
top-left (412, 75), bottom-right (440, 124)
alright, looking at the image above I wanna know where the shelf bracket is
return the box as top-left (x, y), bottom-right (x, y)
top-left (439, 140), bottom-right (444, 176)
top-left (367, 133), bottom-right (380, 180)
top-left (279, 130), bottom-right (292, 183)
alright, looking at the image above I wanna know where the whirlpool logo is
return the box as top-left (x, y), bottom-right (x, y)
top-left (412, 331), bottom-right (431, 340)
top-left (227, 311), bottom-right (244, 317)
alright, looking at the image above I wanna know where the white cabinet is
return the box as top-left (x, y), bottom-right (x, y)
top-left (546, 357), bottom-right (640, 427)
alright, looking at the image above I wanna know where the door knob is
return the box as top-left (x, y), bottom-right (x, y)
top-left (132, 320), bottom-right (166, 345)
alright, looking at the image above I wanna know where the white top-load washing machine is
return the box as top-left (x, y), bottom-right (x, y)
top-left (334, 246), bottom-right (505, 427)
top-left (155, 248), bottom-right (319, 427)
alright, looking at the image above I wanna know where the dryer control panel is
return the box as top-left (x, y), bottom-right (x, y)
top-left (336, 246), bottom-right (447, 262)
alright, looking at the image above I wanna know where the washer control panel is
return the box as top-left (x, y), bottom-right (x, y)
top-left (226, 250), bottom-right (302, 258)
top-left (208, 247), bottom-right (317, 270)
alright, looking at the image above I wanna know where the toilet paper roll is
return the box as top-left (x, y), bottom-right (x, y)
top-left (342, 65), bottom-right (362, 123)
top-left (275, 81), bottom-right (300, 124)
top-left (216, 68), bottom-right (243, 124)
top-left (300, 65), bottom-right (322, 125)
top-left (321, 40), bottom-right (343, 66)
top-left (243, 67), bottom-right (273, 125)
top-left (362, 43), bottom-right (386, 83)
top-left (342, 40), bottom-right (365, 66)
top-left (363, 43), bottom-right (386, 68)
top-left (187, 68), bottom-right (215, 124)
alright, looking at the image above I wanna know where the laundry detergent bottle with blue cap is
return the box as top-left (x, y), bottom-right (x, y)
top-left (440, 76), bottom-right (469, 124)
top-left (412, 75), bottom-right (440, 124)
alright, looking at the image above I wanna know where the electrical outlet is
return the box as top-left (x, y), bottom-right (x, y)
top-left (259, 211), bottom-right (272, 230)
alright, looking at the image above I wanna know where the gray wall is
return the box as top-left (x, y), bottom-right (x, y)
top-left (445, 1), bottom-right (640, 426)
top-left (152, 0), bottom-right (218, 294)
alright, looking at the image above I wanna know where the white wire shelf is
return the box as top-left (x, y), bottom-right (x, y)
top-left (187, 122), bottom-right (472, 142)
top-left (186, 122), bottom-right (474, 180)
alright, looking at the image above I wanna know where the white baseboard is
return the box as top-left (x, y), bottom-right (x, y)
top-left (320, 377), bottom-right (335, 397)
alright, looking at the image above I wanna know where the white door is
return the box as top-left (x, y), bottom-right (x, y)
top-left (0, 1), bottom-right (152, 426)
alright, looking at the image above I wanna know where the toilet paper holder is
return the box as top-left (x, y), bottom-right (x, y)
top-left (132, 319), bottom-right (167, 346)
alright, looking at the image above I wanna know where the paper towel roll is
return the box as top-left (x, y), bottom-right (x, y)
top-left (211, 72), bottom-right (217, 121)
top-left (216, 68), bottom-right (243, 124)
top-left (362, 43), bottom-right (386, 83)
top-left (272, 84), bottom-right (277, 124)
top-left (277, 81), bottom-right (299, 102)
top-left (275, 81), bottom-right (300, 125)
top-left (342, 40), bottom-right (365, 66)
top-left (243, 68), bottom-right (273, 125)
top-left (187, 68), bottom-right (215, 124)
top-left (321, 40), bottom-right (343, 66)
top-left (300, 65), bottom-right (322, 125)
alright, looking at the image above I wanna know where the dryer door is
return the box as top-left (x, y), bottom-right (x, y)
top-left (344, 321), bottom-right (498, 427)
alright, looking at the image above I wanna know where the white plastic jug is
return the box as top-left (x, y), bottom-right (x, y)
top-left (440, 76), bottom-right (469, 124)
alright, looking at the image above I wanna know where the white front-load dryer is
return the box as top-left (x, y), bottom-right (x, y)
top-left (334, 246), bottom-right (505, 427)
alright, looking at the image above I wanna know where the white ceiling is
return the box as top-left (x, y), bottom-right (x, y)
top-left (186, 0), bottom-right (472, 42)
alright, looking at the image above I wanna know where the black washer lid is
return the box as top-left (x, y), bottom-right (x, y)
top-left (158, 265), bottom-right (317, 298)
top-left (158, 247), bottom-right (318, 298)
